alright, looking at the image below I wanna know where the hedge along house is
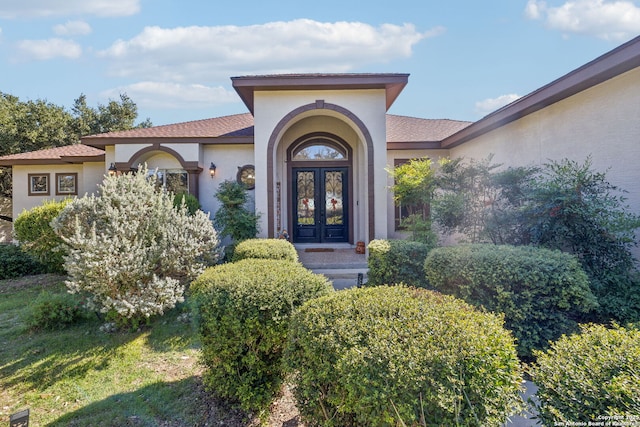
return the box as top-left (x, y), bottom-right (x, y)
top-left (1, 35), bottom-right (639, 249)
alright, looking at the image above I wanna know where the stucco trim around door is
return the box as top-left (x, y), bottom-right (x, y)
top-left (266, 101), bottom-right (375, 240)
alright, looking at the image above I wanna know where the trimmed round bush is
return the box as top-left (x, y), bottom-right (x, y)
top-left (190, 258), bottom-right (333, 413)
top-left (27, 290), bottom-right (89, 330)
top-left (424, 244), bottom-right (598, 358)
top-left (284, 286), bottom-right (524, 426)
top-left (231, 238), bottom-right (298, 263)
top-left (529, 323), bottom-right (640, 423)
top-left (0, 244), bottom-right (46, 279)
top-left (367, 239), bottom-right (433, 287)
top-left (14, 198), bottom-right (71, 273)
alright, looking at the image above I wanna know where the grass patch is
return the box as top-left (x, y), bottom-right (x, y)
top-left (0, 275), bottom-right (252, 426)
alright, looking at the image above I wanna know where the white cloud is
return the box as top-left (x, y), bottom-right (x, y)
top-left (53, 20), bottom-right (92, 36)
top-left (100, 81), bottom-right (239, 109)
top-left (475, 94), bottom-right (521, 116)
top-left (15, 38), bottom-right (82, 60)
top-left (525, 0), bottom-right (546, 19)
top-left (98, 20), bottom-right (440, 81)
top-left (525, 0), bottom-right (640, 40)
top-left (0, 0), bottom-right (140, 19)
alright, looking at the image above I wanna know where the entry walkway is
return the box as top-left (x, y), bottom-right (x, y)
top-left (295, 244), bottom-right (368, 290)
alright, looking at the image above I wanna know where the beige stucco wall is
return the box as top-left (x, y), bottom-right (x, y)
top-left (113, 144), bottom-right (152, 163)
top-left (11, 162), bottom-right (106, 224)
top-left (252, 89), bottom-right (388, 242)
top-left (82, 162), bottom-right (106, 195)
top-left (200, 144), bottom-right (255, 220)
top-left (451, 66), bottom-right (640, 254)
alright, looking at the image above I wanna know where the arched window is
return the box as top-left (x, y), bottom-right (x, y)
top-left (292, 139), bottom-right (347, 161)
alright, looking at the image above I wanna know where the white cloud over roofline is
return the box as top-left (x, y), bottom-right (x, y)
top-left (98, 19), bottom-right (442, 81)
top-left (525, 0), bottom-right (640, 41)
top-left (475, 94), bottom-right (522, 116)
top-left (100, 82), bottom-right (239, 110)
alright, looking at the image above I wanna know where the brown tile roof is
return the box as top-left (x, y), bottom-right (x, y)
top-left (82, 112), bottom-right (470, 146)
top-left (0, 113), bottom-right (472, 166)
top-left (386, 114), bottom-right (471, 143)
top-left (0, 144), bottom-right (105, 166)
top-left (83, 113), bottom-right (255, 143)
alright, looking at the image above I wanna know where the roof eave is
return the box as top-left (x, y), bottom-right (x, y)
top-left (231, 73), bottom-right (410, 114)
top-left (84, 136), bottom-right (255, 147)
top-left (442, 35), bottom-right (640, 149)
top-left (0, 154), bottom-right (105, 166)
top-left (387, 141), bottom-right (442, 150)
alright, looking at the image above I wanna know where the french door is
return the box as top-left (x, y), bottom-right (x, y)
top-left (292, 167), bottom-right (348, 243)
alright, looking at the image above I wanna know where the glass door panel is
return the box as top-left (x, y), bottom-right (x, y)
top-left (324, 171), bottom-right (343, 225)
top-left (296, 171), bottom-right (315, 226)
top-left (292, 167), bottom-right (348, 244)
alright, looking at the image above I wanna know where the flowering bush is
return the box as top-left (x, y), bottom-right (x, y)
top-left (52, 165), bottom-right (219, 327)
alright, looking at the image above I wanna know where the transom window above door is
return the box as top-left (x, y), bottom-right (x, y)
top-left (291, 139), bottom-right (347, 161)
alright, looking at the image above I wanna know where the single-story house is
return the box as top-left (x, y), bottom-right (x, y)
top-left (1, 35), bottom-right (639, 248)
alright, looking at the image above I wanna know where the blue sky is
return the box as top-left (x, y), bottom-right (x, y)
top-left (1, 0), bottom-right (638, 126)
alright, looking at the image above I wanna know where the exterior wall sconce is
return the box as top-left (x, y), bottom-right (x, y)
top-left (209, 162), bottom-right (217, 178)
top-left (108, 163), bottom-right (117, 177)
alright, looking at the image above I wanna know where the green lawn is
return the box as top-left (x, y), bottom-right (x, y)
top-left (0, 275), bottom-right (252, 426)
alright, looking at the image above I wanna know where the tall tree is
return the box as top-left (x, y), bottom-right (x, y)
top-left (0, 93), bottom-right (76, 157)
top-left (1, 93), bottom-right (77, 197)
top-left (0, 92), bottom-right (152, 198)
top-left (72, 93), bottom-right (152, 136)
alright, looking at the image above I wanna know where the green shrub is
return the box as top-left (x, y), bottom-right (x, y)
top-left (529, 323), bottom-right (640, 423)
top-left (367, 239), bottom-right (434, 287)
top-left (424, 244), bottom-right (599, 358)
top-left (231, 238), bottom-right (298, 263)
top-left (284, 286), bottom-right (524, 426)
top-left (213, 180), bottom-right (259, 243)
top-left (173, 192), bottom-right (201, 215)
top-left (519, 157), bottom-right (640, 323)
top-left (0, 244), bottom-right (46, 279)
top-left (27, 290), bottom-right (90, 330)
top-left (14, 199), bottom-right (71, 273)
top-left (190, 258), bottom-right (333, 413)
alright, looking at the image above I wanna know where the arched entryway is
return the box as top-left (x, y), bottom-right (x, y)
top-left (266, 101), bottom-right (376, 243)
top-left (287, 133), bottom-right (353, 244)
